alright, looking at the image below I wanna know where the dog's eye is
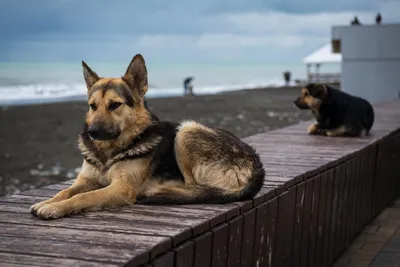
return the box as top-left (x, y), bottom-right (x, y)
top-left (304, 91), bottom-right (309, 96)
top-left (89, 103), bottom-right (97, 111)
top-left (109, 102), bottom-right (122, 111)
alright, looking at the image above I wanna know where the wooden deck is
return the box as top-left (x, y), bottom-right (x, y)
top-left (0, 101), bottom-right (399, 267)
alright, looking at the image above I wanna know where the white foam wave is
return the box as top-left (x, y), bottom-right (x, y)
top-left (0, 79), bottom-right (293, 106)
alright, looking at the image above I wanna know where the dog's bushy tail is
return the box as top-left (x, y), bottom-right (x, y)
top-left (363, 102), bottom-right (375, 135)
top-left (136, 167), bottom-right (264, 205)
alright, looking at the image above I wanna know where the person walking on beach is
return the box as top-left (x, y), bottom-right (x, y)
top-left (376, 13), bottom-right (382, 24)
top-left (183, 77), bottom-right (194, 96)
top-left (283, 71), bottom-right (291, 86)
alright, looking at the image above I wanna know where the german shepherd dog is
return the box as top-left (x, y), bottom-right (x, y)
top-left (294, 83), bottom-right (374, 137)
top-left (30, 55), bottom-right (265, 219)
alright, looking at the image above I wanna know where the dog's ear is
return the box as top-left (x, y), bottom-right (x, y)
top-left (122, 54), bottom-right (148, 98)
top-left (82, 61), bottom-right (100, 91)
top-left (312, 83), bottom-right (328, 98)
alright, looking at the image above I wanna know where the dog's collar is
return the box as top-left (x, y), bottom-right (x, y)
top-left (79, 122), bottom-right (163, 170)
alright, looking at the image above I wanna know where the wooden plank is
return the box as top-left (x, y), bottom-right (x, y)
top-left (345, 158), bottom-right (356, 247)
top-left (173, 241), bottom-right (194, 267)
top-left (211, 223), bottom-right (229, 267)
top-left (355, 151), bottom-right (365, 234)
top-left (315, 172), bottom-right (328, 267)
top-left (193, 232), bottom-right (212, 267)
top-left (151, 252), bottom-right (174, 267)
top-left (334, 164), bottom-right (346, 258)
top-left (366, 146), bottom-right (377, 223)
top-left (328, 166), bottom-right (340, 266)
top-left (12, 189), bottom-right (228, 235)
top-left (166, 204), bottom-right (233, 227)
top-left (322, 169), bottom-right (334, 267)
top-left (252, 202), bottom-right (268, 267)
top-left (17, 188), bottom-right (59, 197)
top-left (0, 236), bottom-right (146, 266)
top-left (253, 191), bottom-right (267, 207)
top-left (226, 216), bottom-right (244, 267)
top-left (307, 176), bottom-right (321, 267)
top-left (341, 160), bottom-right (351, 251)
top-left (291, 182), bottom-right (305, 267)
top-left (0, 211), bottom-right (191, 247)
top-left (275, 187), bottom-right (296, 267)
top-left (0, 195), bottom-right (48, 204)
top-left (0, 222), bottom-right (170, 261)
top-left (299, 179), bottom-right (314, 267)
top-left (353, 154), bottom-right (362, 237)
top-left (236, 200), bottom-right (254, 214)
top-left (5, 199), bottom-right (216, 240)
top-left (265, 197), bottom-right (278, 267)
top-left (0, 252), bottom-right (117, 267)
top-left (372, 145), bottom-right (382, 218)
top-left (240, 209), bottom-right (256, 267)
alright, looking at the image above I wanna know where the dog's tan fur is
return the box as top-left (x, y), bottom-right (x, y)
top-left (30, 54), bottom-right (264, 219)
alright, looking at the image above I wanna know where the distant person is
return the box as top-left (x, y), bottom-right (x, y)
top-left (183, 77), bottom-right (194, 96)
top-left (351, 16), bottom-right (361, 25)
top-left (283, 71), bottom-right (291, 86)
top-left (376, 13), bottom-right (382, 24)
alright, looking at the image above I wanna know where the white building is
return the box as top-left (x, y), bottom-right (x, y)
top-left (332, 23), bottom-right (400, 104)
top-left (303, 43), bottom-right (341, 84)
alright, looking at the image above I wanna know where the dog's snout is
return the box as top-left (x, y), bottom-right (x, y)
top-left (88, 125), bottom-right (101, 139)
top-left (87, 123), bottom-right (120, 140)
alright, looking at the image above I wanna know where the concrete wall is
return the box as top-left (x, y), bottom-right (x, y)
top-left (332, 24), bottom-right (400, 104)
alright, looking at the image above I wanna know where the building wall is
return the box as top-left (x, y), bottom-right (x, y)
top-left (332, 24), bottom-right (400, 104)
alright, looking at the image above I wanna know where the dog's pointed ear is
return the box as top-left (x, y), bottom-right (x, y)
top-left (313, 83), bottom-right (328, 98)
top-left (82, 61), bottom-right (100, 91)
top-left (122, 54), bottom-right (148, 98)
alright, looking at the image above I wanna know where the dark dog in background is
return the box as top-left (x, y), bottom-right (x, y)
top-left (294, 83), bottom-right (374, 137)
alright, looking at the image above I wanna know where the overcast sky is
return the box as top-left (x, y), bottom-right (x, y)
top-left (1, 0), bottom-right (399, 63)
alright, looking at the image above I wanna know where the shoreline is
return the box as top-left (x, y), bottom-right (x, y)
top-left (0, 84), bottom-right (293, 107)
top-left (0, 86), bottom-right (313, 196)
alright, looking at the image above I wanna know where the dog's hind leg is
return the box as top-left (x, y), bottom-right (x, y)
top-left (325, 125), bottom-right (348, 137)
top-left (326, 122), bottom-right (363, 137)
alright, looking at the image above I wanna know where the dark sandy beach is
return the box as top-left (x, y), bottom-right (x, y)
top-left (0, 86), bottom-right (313, 196)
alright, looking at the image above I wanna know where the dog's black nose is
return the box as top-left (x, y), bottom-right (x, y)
top-left (87, 125), bottom-right (100, 139)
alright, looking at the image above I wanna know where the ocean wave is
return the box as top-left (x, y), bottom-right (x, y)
top-left (0, 79), bottom-right (293, 106)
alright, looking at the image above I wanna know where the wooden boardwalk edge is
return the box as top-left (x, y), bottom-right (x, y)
top-left (0, 101), bottom-right (399, 267)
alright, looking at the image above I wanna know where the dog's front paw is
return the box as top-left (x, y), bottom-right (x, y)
top-left (30, 199), bottom-right (53, 216)
top-left (35, 203), bottom-right (69, 220)
top-left (307, 123), bottom-right (319, 135)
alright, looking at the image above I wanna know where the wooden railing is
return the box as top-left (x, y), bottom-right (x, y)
top-left (0, 101), bottom-right (399, 267)
top-left (308, 73), bottom-right (341, 84)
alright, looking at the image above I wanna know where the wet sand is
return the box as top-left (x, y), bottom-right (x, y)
top-left (0, 86), bottom-right (313, 196)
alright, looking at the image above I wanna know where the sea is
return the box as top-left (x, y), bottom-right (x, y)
top-left (0, 62), bottom-right (340, 106)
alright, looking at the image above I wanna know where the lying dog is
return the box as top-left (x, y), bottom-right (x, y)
top-left (30, 54), bottom-right (265, 219)
top-left (294, 83), bottom-right (374, 137)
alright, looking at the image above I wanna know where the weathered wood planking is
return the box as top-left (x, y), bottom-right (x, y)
top-left (0, 100), bottom-right (399, 267)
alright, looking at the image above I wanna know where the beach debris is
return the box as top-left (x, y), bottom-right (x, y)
top-left (237, 114), bottom-right (244, 120)
top-left (66, 171), bottom-right (75, 179)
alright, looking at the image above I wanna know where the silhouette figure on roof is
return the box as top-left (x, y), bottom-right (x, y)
top-left (351, 16), bottom-right (361, 25)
